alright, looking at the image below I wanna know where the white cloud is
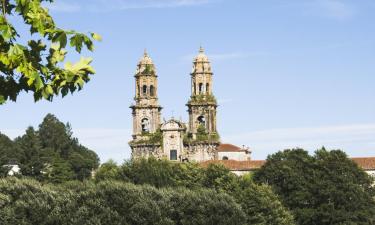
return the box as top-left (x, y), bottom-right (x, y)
top-left (73, 128), bottom-right (132, 163)
top-left (223, 123), bottom-right (375, 159)
top-left (1, 128), bottom-right (132, 164)
top-left (46, 0), bottom-right (215, 13)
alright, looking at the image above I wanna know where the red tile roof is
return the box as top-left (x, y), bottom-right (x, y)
top-left (200, 160), bottom-right (265, 171)
top-left (217, 143), bottom-right (245, 152)
top-left (201, 157), bottom-right (375, 171)
top-left (351, 157), bottom-right (375, 170)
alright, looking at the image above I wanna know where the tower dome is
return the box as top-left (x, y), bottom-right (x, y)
top-left (194, 46), bottom-right (210, 63)
top-left (192, 46), bottom-right (212, 74)
top-left (136, 49), bottom-right (156, 75)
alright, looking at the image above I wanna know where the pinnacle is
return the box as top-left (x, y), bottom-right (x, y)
top-left (199, 46), bottom-right (204, 53)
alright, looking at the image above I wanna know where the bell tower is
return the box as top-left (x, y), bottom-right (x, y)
top-left (130, 50), bottom-right (162, 140)
top-left (186, 47), bottom-right (218, 140)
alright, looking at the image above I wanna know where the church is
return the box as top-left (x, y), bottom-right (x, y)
top-left (128, 48), bottom-right (375, 178)
top-left (129, 47), bottom-right (250, 162)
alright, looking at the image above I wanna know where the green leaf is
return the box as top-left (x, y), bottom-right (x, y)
top-left (52, 31), bottom-right (67, 48)
top-left (0, 95), bottom-right (5, 104)
top-left (8, 44), bottom-right (25, 57)
top-left (91, 33), bottom-right (102, 41)
top-left (70, 34), bottom-right (84, 53)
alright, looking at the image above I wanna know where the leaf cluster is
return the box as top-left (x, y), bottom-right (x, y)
top-left (0, 0), bottom-right (101, 104)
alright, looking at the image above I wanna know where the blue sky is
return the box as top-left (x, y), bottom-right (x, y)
top-left (1, 0), bottom-right (375, 163)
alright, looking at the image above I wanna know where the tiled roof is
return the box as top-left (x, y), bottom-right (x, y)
top-left (217, 143), bottom-right (245, 152)
top-left (200, 160), bottom-right (265, 171)
top-left (351, 157), bottom-right (375, 170)
top-left (201, 157), bottom-right (375, 171)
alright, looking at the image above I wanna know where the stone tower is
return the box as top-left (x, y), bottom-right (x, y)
top-left (186, 47), bottom-right (219, 140)
top-left (130, 50), bottom-right (162, 141)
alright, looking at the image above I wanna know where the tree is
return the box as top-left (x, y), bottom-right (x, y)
top-left (94, 159), bottom-right (120, 181)
top-left (0, 0), bottom-right (101, 104)
top-left (253, 148), bottom-right (375, 225)
top-left (0, 132), bottom-right (22, 176)
top-left (14, 126), bottom-right (44, 178)
top-left (0, 178), bottom-right (247, 225)
top-left (0, 114), bottom-right (99, 181)
top-left (96, 157), bottom-right (295, 224)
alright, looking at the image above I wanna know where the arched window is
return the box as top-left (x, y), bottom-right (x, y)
top-left (142, 85), bottom-right (147, 96)
top-left (197, 116), bottom-right (205, 127)
top-left (222, 156), bottom-right (229, 160)
top-left (150, 85), bottom-right (155, 96)
top-left (199, 83), bottom-right (203, 94)
top-left (206, 83), bottom-right (209, 94)
top-left (193, 82), bottom-right (196, 95)
top-left (141, 118), bottom-right (150, 132)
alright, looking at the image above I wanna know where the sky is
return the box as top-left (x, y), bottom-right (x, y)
top-left (1, 0), bottom-right (375, 163)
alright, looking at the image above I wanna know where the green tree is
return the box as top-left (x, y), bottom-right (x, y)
top-left (0, 178), bottom-right (247, 225)
top-left (14, 126), bottom-right (44, 178)
top-left (37, 114), bottom-right (99, 181)
top-left (0, 114), bottom-right (99, 181)
top-left (95, 159), bottom-right (120, 181)
top-left (254, 148), bottom-right (375, 225)
top-left (96, 157), bottom-right (295, 224)
top-left (0, 132), bottom-right (21, 176)
top-left (234, 175), bottom-right (295, 225)
top-left (0, 0), bottom-right (101, 104)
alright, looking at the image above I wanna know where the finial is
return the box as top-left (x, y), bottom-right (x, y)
top-left (199, 45), bottom-right (204, 53)
top-left (144, 48), bottom-right (148, 57)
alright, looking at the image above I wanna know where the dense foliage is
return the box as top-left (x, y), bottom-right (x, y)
top-left (0, 114), bottom-right (99, 182)
top-left (95, 158), bottom-right (295, 225)
top-left (0, 178), bottom-right (246, 225)
top-left (0, 0), bottom-right (101, 104)
top-left (253, 148), bottom-right (375, 225)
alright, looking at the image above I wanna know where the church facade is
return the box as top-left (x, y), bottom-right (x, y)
top-left (129, 47), bottom-right (250, 162)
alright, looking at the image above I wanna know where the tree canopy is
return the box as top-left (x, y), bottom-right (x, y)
top-left (0, 0), bottom-right (101, 104)
top-left (0, 114), bottom-right (99, 182)
top-left (253, 148), bottom-right (375, 225)
top-left (95, 157), bottom-right (295, 225)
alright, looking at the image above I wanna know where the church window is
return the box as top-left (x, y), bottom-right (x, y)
top-left (141, 118), bottom-right (150, 132)
top-left (222, 156), bottom-right (229, 160)
top-left (170, 150), bottom-right (177, 160)
top-left (199, 83), bottom-right (203, 94)
top-left (206, 83), bottom-right (209, 94)
top-left (142, 85), bottom-right (147, 96)
top-left (193, 82), bottom-right (196, 95)
top-left (150, 85), bottom-right (155, 96)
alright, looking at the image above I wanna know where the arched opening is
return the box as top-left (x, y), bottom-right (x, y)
top-left (198, 83), bottom-right (203, 94)
top-left (222, 156), bottom-right (229, 160)
top-left (193, 82), bottom-right (196, 95)
top-left (142, 85), bottom-right (147, 96)
top-left (206, 83), bottom-right (209, 94)
top-left (197, 116), bottom-right (205, 127)
top-left (150, 85), bottom-right (155, 96)
top-left (141, 118), bottom-right (150, 132)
